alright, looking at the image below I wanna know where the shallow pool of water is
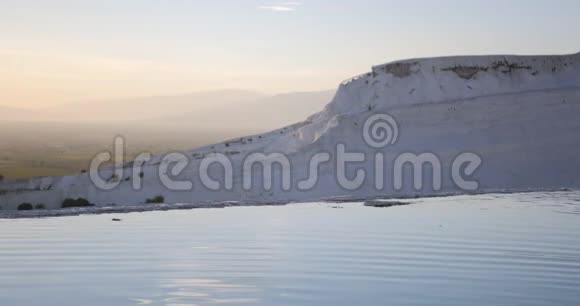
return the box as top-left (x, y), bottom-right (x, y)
top-left (1, 191), bottom-right (579, 306)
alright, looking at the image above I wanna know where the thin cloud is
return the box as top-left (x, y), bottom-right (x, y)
top-left (258, 2), bottom-right (302, 12)
top-left (258, 6), bottom-right (296, 11)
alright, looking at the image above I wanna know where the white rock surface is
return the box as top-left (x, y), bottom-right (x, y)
top-left (1, 53), bottom-right (580, 212)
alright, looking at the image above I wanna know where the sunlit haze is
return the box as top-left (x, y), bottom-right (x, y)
top-left (1, 0), bottom-right (579, 108)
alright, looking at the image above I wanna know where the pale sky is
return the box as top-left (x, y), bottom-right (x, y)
top-left (1, 0), bottom-right (579, 108)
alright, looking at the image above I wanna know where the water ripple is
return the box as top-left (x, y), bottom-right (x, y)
top-left (0, 191), bottom-right (579, 305)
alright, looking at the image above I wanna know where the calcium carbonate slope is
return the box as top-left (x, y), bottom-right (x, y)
top-left (1, 53), bottom-right (579, 211)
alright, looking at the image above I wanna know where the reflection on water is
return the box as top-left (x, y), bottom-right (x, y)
top-left (1, 191), bottom-right (580, 306)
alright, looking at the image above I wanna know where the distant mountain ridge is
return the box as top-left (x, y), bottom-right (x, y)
top-left (0, 90), bottom-right (334, 128)
top-left (0, 105), bottom-right (46, 122)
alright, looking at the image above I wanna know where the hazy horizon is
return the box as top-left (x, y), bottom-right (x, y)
top-left (2, 0), bottom-right (579, 108)
top-left (2, 0), bottom-right (580, 179)
top-left (0, 89), bottom-right (336, 179)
